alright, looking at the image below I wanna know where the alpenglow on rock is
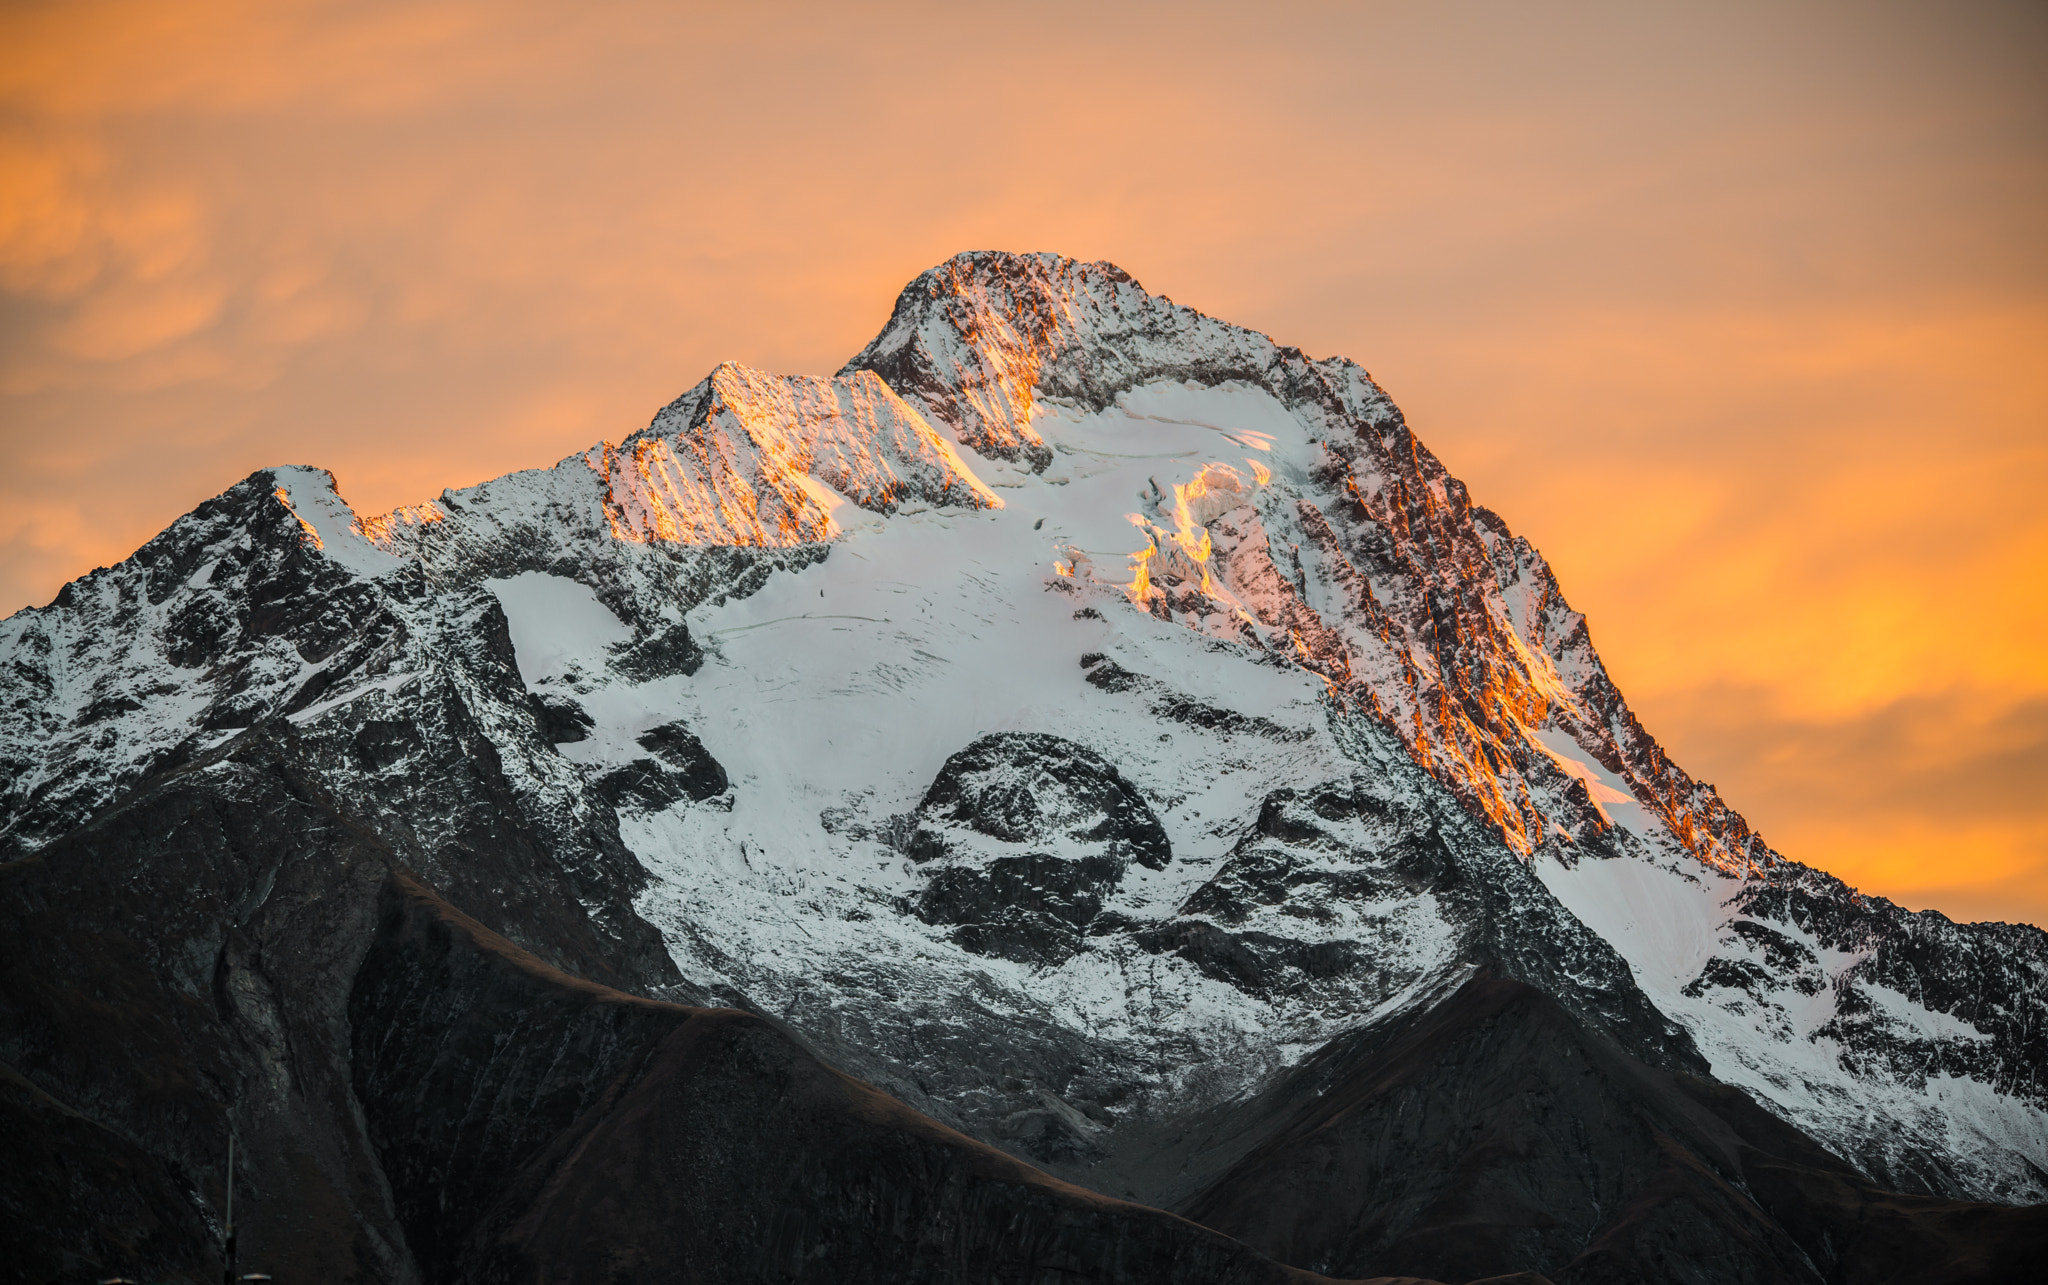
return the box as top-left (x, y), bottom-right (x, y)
top-left (1, 251), bottom-right (2042, 1285)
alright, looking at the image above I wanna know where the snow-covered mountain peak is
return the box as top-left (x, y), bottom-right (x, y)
top-left (268, 464), bottom-right (407, 577)
top-left (844, 251), bottom-right (1292, 470)
top-left (833, 254), bottom-right (1757, 878)
top-left (5, 252), bottom-right (2044, 1211)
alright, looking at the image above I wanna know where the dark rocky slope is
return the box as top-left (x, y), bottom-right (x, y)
top-left (1183, 978), bottom-right (2048, 1284)
top-left (0, 726), bottom-right (1333, 1285)
top-left (0, 707), bottom-right (684, 1284)
top-left (0, 734), bottom-right (421, 1284)
top-left (0, 469), bottom-right (676, 994)
top-left (351, 872), bottom-right (1344, 1285)
top-left (906, 731), bottom-right (1174, 965)
top-left (0, 1062), bottom-right (217, 1284)
top-left (3, 702), bottom-right (2040, 1284)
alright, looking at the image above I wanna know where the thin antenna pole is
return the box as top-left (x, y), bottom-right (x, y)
top-left (223, 1131), bottom-right (237, 1285)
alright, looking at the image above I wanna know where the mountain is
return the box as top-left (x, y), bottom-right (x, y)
top-left (2, 251), bottom-right (2042, 1284)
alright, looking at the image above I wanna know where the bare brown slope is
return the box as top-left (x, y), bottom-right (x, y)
top-left (1183, 978), bottom-right (2047, 1284)
top-left (349, 871), bottom-right (1358, 1285)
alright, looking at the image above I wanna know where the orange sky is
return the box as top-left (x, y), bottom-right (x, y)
top-left (3, 0), bottom-right (2044, 926)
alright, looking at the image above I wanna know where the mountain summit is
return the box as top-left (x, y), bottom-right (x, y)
top-left (3, 251), bottom-right (2042, 1284)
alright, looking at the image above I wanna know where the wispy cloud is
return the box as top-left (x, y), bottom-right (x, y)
top-left (2, 0), bottom-right (2042, 924)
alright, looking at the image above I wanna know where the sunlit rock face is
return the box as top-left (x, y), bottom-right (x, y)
top-left (852, 251), bottom-right (1763, 876)
top-left (2, 251), bottom-right (2045, 1283)
top-left (612, 362), bottom-right (1003, 545)
top-left (372, 361), bottom-right (1000, 556)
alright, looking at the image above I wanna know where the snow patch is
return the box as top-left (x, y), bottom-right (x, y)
top-left (269, 466), bottom-right (406, 578)
top-left (486, 572), bottom-right (632, 687)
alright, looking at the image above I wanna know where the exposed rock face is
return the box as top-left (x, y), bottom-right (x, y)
top-left (1698, 863), bottom-right (2048, 1196)
top-left (909, 732), bottom-right (1171, 963)
top-left (3, 250), bottom-right (2044, 1283)
top-left (594, 721), bottom-right (730, 812)
top-left (1140, 778), bottom-right (1698, 1074)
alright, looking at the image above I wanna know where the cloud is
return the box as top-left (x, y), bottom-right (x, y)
top-left (0, 0), bottom-right (2043, 924)
top-left (1639, 683), bottom-right (2048, 924)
